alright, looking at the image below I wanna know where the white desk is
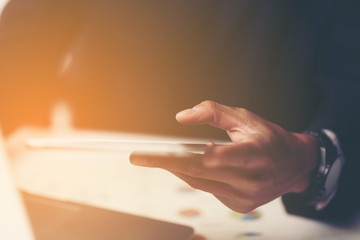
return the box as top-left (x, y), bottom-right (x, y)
top-left (7, 127), bottom-right (360, 240)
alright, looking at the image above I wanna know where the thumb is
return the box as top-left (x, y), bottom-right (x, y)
top-left (176, 100), bottom-right (241, 131)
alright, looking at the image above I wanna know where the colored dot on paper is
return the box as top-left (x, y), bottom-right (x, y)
top-left (235, 232), bottom-right (262, 238)
top-left (230, 210), bottom-right (261, 221)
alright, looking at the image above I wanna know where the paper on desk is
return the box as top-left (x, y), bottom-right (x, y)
top-left (11, 128), bottom-right (360, 240)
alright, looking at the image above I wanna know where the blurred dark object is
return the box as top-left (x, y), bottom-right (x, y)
top-left (23, 191), bottom-right (193, 240)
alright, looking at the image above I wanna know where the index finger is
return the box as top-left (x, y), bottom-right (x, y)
top-left (175, 100), bottom-right (243, 131)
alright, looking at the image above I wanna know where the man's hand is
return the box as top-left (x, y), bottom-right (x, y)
top-left (130, 100), bottom-right (319, 213)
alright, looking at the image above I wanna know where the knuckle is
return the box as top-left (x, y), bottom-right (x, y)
top-left (201, 100), bottom-right (216, 109)
top-left (201, 100), bottom-right (218, 113)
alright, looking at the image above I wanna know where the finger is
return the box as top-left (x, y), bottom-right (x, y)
top-left (130, 151), bottom-right (263, 188)
top-left (130, 151), bottom-right (201, 167)
top-left (175, 100), bottom-right (245, 131)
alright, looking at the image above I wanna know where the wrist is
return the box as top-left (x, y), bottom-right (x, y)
top-left (289, 132), bottom-right (319, 193)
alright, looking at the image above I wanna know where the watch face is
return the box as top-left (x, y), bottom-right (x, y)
top-left (324, 159), bottom-right (342, 198)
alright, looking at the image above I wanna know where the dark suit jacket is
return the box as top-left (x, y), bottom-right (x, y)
top-left (0, 0), bottom-right (359, 225)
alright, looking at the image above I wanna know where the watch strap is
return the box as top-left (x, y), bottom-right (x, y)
top-left (304, 129), bottom-right (344, 210)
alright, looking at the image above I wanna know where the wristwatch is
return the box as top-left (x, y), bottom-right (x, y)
top-left (305, 129), bottom-right (345, 210)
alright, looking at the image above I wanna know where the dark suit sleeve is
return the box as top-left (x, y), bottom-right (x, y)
top-left (282, 1), bottom-right (360, 225)
top-left (0, 0), bottom-right (83, 135)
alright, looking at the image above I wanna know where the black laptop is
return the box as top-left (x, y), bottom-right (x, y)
top-left (22, 192), bottom-right (194, 240)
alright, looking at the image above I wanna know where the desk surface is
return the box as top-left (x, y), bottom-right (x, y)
top-left (7, 127), bottom-right (360, 240)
